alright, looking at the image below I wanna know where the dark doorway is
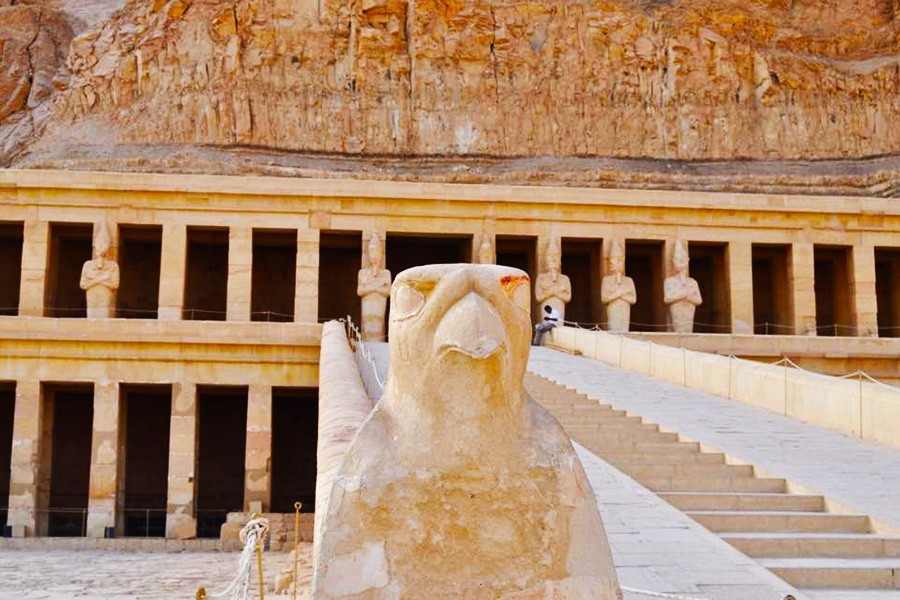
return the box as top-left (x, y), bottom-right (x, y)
top-left (318, 232), bottom-right (362, 325)
top-left (121, 385), bottom-right (171, 537)
top-left (875, 248), bottom-right (900, 338)
top-left (689, 243), bottom-right (730, 333)
top-left (814, 245), bottom-right (854, 337)
top-left (42, 384), bottom-right (94, 536)
top-left (270, 388), bottom-right (318, 514)
top-left (0, 383), bottom-right (15, 530)
top-left (45, 224), bottom-right (93, 318)
top-left (752, 244), bottom-right (793, 335)
top-left (0, 223), bottom-right (23, 316)
top-left (561, 239), bottom-right (602, 326)
top-left (251, 230), bottom-right (297, 322)
top-left (184, 228), bottom-right (229, 321)
top-left (196, 386), bottom-right (247, 538)
top-left (626, 240), bottom-right (665, 332)
top-left (117, 225), bottom-right (162, 319)
top-left (496, 236), bottom-right (538, 321)
top-left (385, 234), bottom-right (472, 278)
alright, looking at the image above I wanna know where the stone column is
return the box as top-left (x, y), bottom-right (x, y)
top-left (86, 380), bottom-right (119, 538)
top-left (158, 223), bottom-right (187, 321)
top-left (295, 226), bottom-right (320, 324)
top-left (244, 385), bottom-right (272, 513)
top-left (227, 227), bottom-right (253, 321)
top-left (7, 381), bottom-right (42, 537)
top-left (728, 242), bottom-right (754, 334)
top-left (18, 221), bottom-right (48, 317)
top-left (851, 244), bottom-right (878, 337)
top-left (791, 242), bottom-right (817, 335)
top-left (166, 382), bottom-right (197, 539)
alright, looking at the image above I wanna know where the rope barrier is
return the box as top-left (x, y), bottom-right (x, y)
top-left (341, 316), bottom-right (385, 392)
top-left (197, 516), bottom-right (270, 600)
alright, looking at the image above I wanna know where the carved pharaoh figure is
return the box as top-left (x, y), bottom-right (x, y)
top-left (477, 235), bottom-right (494, 264)
top-left (601, 241), bottom-right (637, 333)
top-left (79, 221), bottom-right (120, 319)
top-left (315, 263), bottom-right (623, 599)
top-left (534, 238), bottom-right (572, 323)
top-left (357, 233), bottom-right (392, 341)
top-left (664, 240), bottom-right (703, 333)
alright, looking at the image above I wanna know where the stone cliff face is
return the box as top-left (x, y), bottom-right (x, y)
top-left (1, 0), bottom-right (898, 170)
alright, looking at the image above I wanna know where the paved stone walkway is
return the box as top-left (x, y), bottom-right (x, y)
top-left (0, 545), bottom-right (313, 599)
top-left (529, 346), bottom-right (900, 532)
top-left (577, 445), bottom-right (805, 600)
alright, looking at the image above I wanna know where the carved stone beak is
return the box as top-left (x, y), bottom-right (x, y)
top-left (434, 292), bottom-right (506, 360)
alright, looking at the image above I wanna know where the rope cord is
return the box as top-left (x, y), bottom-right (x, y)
top-left (202, 517), bottom-right (270, 600)
top-left (341, 316), bottom-right (385, 391)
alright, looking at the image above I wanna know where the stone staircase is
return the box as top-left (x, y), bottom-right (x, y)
top-left (525, 372), bottom-right (900, 596)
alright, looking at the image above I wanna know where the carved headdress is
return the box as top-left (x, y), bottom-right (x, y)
top-left (673, 239), bottom-right (690, 269)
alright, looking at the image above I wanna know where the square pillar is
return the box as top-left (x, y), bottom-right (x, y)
top-left (791, 242), bottom-right (817, 335)
top-left (227, 227), bottom-right (253, 321)
top-left (7, 381), bottom-right (42, 537)
top-left (244, 385), bottom-right (272, 512)
top-left (166, 382), bottom-right (197, 539)
top-left (18, 221), bottom-right (48, 317)
top-left (295, 226), bottom-right (320, 324)
top-left (158, 223), bottom-right (187, 321)
top-left (86, 380), bottom-right (119, 538)
top-left (852, 244), bottom-right (878, 337)
top-left (728, 242), bottom-right (754, 334)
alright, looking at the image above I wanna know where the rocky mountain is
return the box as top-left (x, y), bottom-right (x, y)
top-left (1, 0), bottom-right (898, 190)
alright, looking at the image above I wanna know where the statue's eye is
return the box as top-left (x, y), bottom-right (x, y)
top-left (393, 285), bottom-right (426, 318)
top-left (509, 281), bottom-right (530, 313)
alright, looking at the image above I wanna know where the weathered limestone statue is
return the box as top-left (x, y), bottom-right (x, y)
top-left (80, 221), bottom-right (119, 318)
top-left (664, 240), bottom-right (703, 333)
top-left (534, 238), bottom-right (572, 322)
top-left (477, 235), bottom-right (494, 264)
top-left (357, 233), bottom-right (391, 341)
top-left (601, 241), bottom-right (636, 333)
top-left (315, 264), bottom-right (623, 599)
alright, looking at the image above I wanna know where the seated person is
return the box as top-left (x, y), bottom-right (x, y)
top-left (533, 304), bottom-right (561, 346)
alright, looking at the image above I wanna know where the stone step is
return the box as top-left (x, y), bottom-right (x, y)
top-left (562, 422), bottom-right (659, 433)
top-left (797, 590), bottom-right (900, 599)
top-left (602, 452), bottom-right (725, 465)
top-left (760, 558), bottom-right (900, 589)
top-left (617, 463), bottom-right (754, 480)
top-left (688, 511), bottom-right (871, 534)
top-left (659, 492), bottom-right (825, 512)
top-left (724, 533), bottom-right (900, 558)
top-left (568, 429), bottom-right (678, 444)
top-left (585, 441), bottom-right (701, 454)
top-left (550, 414), bottom-right (642, 426)
top-left (641, 477), bottom-right (787, 493)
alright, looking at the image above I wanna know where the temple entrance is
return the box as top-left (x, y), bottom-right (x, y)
top-left (496, 236), bottom-right (538, 321)
top-left (45, 223), bottom-right (93, 318)
top-left (318, 231), bottom-right (362, 325)
top-left (184, 228), bottom-right (229, 321)
top-left (689, 243), bottom-right (730, 333)
top-left (0, 223), bottom-right (23, 316)
top-left (0, 383), bottom-right (14, 530)
top-left (875, 248), bottom-right (900, 338)
top-left (196, 386), bottom-right (247, 538)
top-left (561, 239), bottom-right (602, 326)
top-left (752, 244), bottom-right (792, 335)
top-left (625, 240), bottom-right (665, 332)
top-left (251, 230), bottom-right (297, 322)
top-left (117, 225), bottom-right (162, 319)
top-left (40, 384), bottom-right (94, 537)
top-left (814, 245), bottom-right (854, 337)
top-left (270, 388), bottom-right (318, 514)
top-left (120, 385), bottom-right (171, 537)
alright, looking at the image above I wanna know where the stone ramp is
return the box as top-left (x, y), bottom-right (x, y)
top-left (526, 348), bottom-right (900, 597)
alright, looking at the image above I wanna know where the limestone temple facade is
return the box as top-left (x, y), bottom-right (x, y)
top-left (0, 168), bottom-right (899, 543)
